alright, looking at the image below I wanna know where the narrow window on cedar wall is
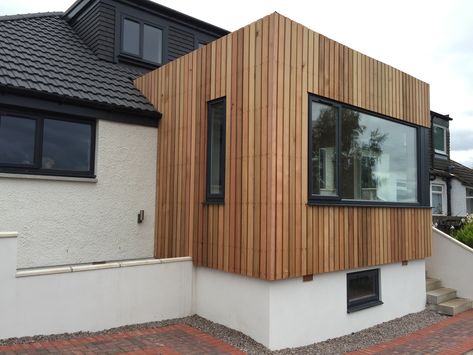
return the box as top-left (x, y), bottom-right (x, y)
top-left (206, 98), bottom-right (226, 203)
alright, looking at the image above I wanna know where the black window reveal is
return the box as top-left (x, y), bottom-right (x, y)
top-left (347, 269), bottom-right (382, 313)
top-left (121, 17), bottom-right (163, 65)
top-left (0, 114), bottom-right (95, 177)
top-left (206, 98), bottom-right (226, 203)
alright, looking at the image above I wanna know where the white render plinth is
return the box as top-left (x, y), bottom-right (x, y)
top-left (194, 260), bottom-right (426, 350)
top-left (0, 234), bottom-right (193, 340)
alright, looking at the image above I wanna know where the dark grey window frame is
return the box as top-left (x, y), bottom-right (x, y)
top-left (206, 97), bottom-right (226, 204)
top-left (347, 269), bottom-right (383, 313)
top-left (120, 14), bottom-right (164, 66)
top-left (308, 94), bottom-right (429, 208)
top-left (0, 111), bottom-right (96, 178)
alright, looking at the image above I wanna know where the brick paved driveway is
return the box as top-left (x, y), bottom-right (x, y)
top-left (0, 324), bottom-right (243, 354)
top-left (349, 309), bottom-right (473, 355)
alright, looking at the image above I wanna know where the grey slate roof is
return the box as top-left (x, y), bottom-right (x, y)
top-left (0, 12), bottom-right (158, 118)
top-left (450, 160), bottom-right (473, 188)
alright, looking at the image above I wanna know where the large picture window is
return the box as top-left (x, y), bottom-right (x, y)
top-left (206, 98), bottom-right (226, 203)
top-left (309, 96), bottom-right (418, 205)
top-left (121, 17), bottom-right (163, 65)
top-left (0, 114), bottom-right (95, 177)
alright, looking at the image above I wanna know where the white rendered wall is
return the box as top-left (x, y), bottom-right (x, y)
top-left (269, 260), bottom-right (426, 349)
top-left (0, 120), bottom-right (157, 268)
top-left (193, 267), bottom-right (271, 346)
top-left (195, 261), bottom-right (426, 350)
top-left (451, 178), bottom-right (467, 216)
top-left (426, 228), bottom-right (473, 300)
top-left (0, 233), bottom-right (192, 340)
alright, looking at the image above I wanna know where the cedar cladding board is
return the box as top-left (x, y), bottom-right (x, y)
top-left (69, 1), bottom-right (116, 62)
top-left (135, 12), bottom-right (432, 281)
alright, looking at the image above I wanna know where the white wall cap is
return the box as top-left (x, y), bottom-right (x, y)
top-left (433, 227), bottom-right (473, 254)
top-left (119, 258), bottom-right (162, 267)
top-left (71, 262), bottom-right (121, 272)
top-left (16, 266), bottom-right (72, 278)
top-left (14, 257), bottom-right (193, 277)
top-left (161, 256), bottom-right (192, 263)
top-left (0, 232), bottom-right (18, 238)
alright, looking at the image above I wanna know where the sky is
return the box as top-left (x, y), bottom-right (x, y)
top-left (1, 0), bottom-right (472, 166)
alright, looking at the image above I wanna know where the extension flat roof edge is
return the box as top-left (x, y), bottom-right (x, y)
top-left (0, 12), bottom-right (63, 22)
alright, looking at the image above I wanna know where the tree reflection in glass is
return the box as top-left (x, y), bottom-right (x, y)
top-left (311, 101), bottom-right (337, 196)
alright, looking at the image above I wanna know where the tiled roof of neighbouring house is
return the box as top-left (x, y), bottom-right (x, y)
top-left (450, 160), bottom-right (473, 187)
top-left (0, 12), bottom-right (159, 118)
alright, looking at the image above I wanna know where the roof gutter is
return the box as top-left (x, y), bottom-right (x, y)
top-left (0, 85), bottom-right (161, 126)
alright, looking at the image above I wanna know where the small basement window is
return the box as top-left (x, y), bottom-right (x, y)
top-left (0, 114), bottom-right (95, 177)
top-left (347, 269), bottom-right (382, 313)
top-left (121, 17), bottom-right (163, 65)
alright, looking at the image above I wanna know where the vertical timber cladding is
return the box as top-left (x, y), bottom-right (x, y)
top-left (135, 12), bottom-right (432, 281)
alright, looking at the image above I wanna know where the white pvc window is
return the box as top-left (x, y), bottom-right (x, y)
top-left (431, 183), bottom-right (446, 215)
top-left (466, 188), bottom-right (473, 214)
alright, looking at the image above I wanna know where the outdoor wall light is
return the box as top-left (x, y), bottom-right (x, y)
top-left (137, 210), bottom-right (145, 224)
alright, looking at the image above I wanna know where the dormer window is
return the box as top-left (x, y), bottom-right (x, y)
top-left (433, 124), bottom-right (447, 155)
top-left (121, 17), bottom-right (163, 65)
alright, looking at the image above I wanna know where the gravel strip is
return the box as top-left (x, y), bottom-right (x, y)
top-left (0, 309), bottom-right (447, 354)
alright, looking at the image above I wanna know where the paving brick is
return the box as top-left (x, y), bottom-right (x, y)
top-left (0, 324), bottom-right (244, 355)
top-left (349, 309), bottom-right (473, 355)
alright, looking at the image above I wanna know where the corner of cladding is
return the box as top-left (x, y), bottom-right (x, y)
top-left (132, 11), bottom-right (432, 281)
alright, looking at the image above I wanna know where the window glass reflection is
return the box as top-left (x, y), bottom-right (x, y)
top-left (122, 19), bottom-right (140, 56)
top-left (208, 100), bottom-right (225, 197)
top-left (143, 24), bottom-right (162, 64)
top-left (0, 116), bottom-right (36, 166)
top-left (311, 102), bottom-right (337, 196)
top-left (42, 119), bottom-right (91, 171)
top-left (341, 108), bottom-right (417, 202)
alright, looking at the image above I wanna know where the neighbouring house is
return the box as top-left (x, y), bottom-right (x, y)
top-left (429, 111), bottom-right (473, 227)
top-left (1, 1), bottom-right (434, 351)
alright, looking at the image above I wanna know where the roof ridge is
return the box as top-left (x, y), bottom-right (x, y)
top-left (0, 12), bottom-right (63, 22)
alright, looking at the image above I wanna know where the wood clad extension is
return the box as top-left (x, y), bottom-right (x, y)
top-left (135, 12), bottom-right (432, 281)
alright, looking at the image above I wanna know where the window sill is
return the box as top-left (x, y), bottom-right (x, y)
top-left (0, 173), bottom-right (97, 183)
top-left (307, 200), bottom-right (428, 208)
top-left (203, 200), bottom-right (225, 205)
top-left (347, 300), bottom-right (383, 313)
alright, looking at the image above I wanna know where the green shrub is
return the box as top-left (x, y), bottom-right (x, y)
top-left (452, 223), bottom-right (473, 248)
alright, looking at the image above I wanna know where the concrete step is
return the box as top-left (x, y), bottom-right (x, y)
top-left (427, 287), bottom-right (457, 305)
top-left (426, 303), bottom-right (439, 311)
top-left (426, 277), bottom-right (441, 292)
top-left (438, 298), bottom-right (473, 316)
